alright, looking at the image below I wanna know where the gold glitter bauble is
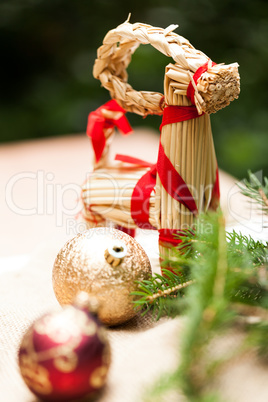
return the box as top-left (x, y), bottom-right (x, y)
top-left (52, 228), bottom-right (152, 326)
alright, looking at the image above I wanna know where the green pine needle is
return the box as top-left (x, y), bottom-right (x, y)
top-left (238, 170), bottom-right (268, 212)
top-left (139, 171), bottom-right (268, 401)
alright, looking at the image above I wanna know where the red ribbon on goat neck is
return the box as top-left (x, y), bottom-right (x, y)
top-left (157, 105), bottom-right (200, 215)
top-left (86, 100), bottom-right (132, 162)
top-left (160, 105), bottom-right (203, 131)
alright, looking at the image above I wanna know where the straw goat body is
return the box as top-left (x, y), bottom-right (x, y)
top-left (82, 20), bottom-right (240, 263)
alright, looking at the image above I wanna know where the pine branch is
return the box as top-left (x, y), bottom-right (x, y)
top-left (246, 321), bottom-right (268, 363)
top-left (238, 170), bottom-right (268, 214)
top-left (259, 187), bottom-right (268, 209)
top-left (132, 269), bottom-right (191, 320)
top-left (133, 217), bottom-right (268, 320)
top-left (145, 279), bottom-right (194, 302)
top-left (140, 173), bottom-right (268, 401)
top-left (143, 210), bottom-right (268, 401)
top-left (226, 230), bottom-right (268, 267)
top-left (176, 212), bottom-right (233, 400)
top-left (145, 211), bottom-right (233, 401)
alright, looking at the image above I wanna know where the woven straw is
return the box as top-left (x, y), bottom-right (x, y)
top-left (156, 86), bottom-right (218, 259)
top-left (93, 18), bottom-right (240, 116)
top-left (83, 19), bottom-right (240, 261)
top-left (82, 163), bottom-right (158, 229)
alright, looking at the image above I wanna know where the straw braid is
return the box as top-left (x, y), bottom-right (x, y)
top-left (93, 20), bottom-right (240, 116)
top-left (93, 21), bottom-right (207, 116)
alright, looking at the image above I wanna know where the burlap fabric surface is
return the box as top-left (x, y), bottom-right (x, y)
top-left (1, 130), bottom-right (267, 401)
top-left (0, 230), bottom-right (183, 402)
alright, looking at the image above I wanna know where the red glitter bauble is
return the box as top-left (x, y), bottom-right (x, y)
top-left (18, 295), bottom-right (111, 401)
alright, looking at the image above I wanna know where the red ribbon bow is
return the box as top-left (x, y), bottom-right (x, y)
top-left (86, 100), bottom-right (132, 162)
top-left (187, 60), bottom-right (217, 105)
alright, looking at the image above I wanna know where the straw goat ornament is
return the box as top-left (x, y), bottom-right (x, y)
top-left (82, 20), bottom-right (240, 265)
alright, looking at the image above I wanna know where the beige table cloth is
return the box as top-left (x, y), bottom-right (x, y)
top-left (1, 129), bottom-right (267, 401)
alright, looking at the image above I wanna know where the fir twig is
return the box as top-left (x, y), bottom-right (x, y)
top-left (238, 170), bottom-right (268, 213)
top-left (176, 212), bottom-right (232, 400)
top-left (144, 209), bottom-right (268, 401)
top-left (146, 280), bottom-right (194, 302)
top-left (133, 219), bottom-right (268, 321)
top-left (259, 187), bottom-right (268, 209)
top-left (144, 211), bottom-right (233, 401)
top-left (226, 230), bottom-right (268, 267)
top-left (132, 269), bottom-right (190, 320)
top-left (141, 172), bottom-right (268, 401)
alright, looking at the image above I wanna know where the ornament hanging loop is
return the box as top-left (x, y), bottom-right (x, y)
top-left (104, 241), bottom-right (127, 267)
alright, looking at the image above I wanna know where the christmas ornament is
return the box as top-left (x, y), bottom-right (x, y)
top-left (18, 292), bottom-right (111, 402)
top-left (52, 227), bottom-right (152, 326)
top-left (82, 18), bottom-right (240, 270)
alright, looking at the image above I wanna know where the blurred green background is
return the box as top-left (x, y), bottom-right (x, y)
top-left (1, 0), bottom-right (268, 179)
